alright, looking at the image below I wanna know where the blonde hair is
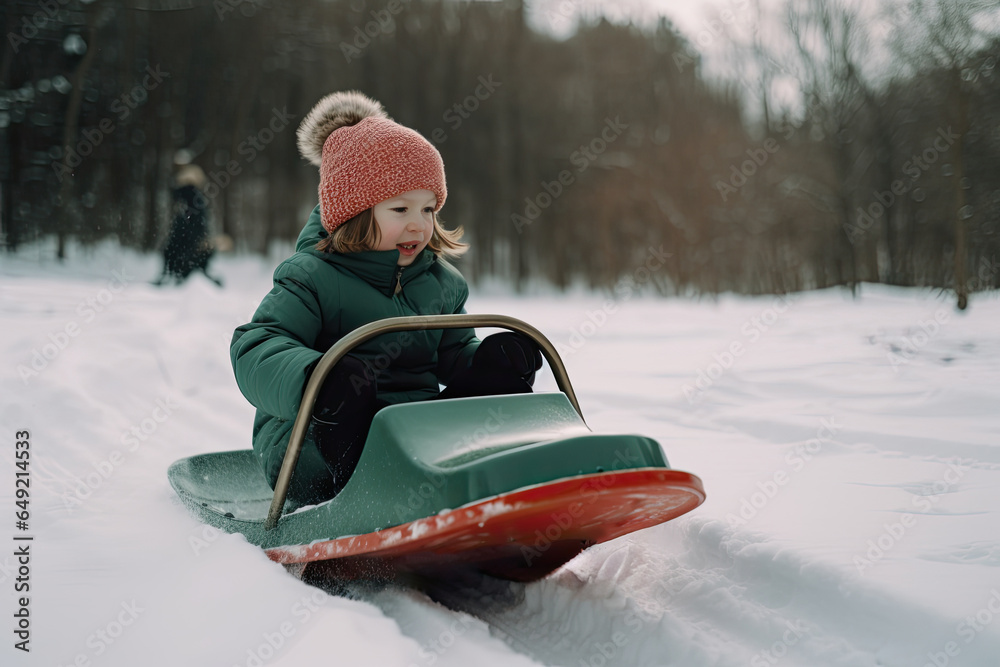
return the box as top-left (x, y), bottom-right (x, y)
top-left (316, 208), bottom-right (468, 259)
top-left (175, 164), bottom-right (207, 188)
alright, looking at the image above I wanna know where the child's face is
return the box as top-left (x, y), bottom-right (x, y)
top-left (372, 189), bottom-right (437, 266)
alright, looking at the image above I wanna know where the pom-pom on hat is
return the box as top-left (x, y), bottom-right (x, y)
top-left (297, 91), bottom-right (447, 233)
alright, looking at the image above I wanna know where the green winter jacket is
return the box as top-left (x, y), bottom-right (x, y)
top-left (231, 205), bottom-right (479, 493)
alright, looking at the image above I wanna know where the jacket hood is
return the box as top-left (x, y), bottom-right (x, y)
top-left (295, 204), bottom-right (435, 297)
top-left (295, 205), bottom-right (329, 252)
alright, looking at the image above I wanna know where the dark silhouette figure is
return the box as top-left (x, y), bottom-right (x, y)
top-left (154, 165), bottom-right (223, 287)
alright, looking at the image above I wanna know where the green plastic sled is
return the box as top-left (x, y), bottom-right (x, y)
top-left (169, 314), bottom-right (705, 582)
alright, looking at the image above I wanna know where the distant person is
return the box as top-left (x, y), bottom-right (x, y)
top-left (154, 164), bottom-right (224, 286)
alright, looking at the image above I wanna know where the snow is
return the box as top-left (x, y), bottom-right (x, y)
top-left (2, 239), bottom-right (1000, 666)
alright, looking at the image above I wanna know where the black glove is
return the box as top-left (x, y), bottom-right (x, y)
top-left (473, 332), bottom-right (543, 387)
top-left (309, 355), bottom-right (376, 422)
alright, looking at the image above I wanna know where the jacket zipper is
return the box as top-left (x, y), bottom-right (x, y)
top-left (393, 266), bottom-right (403, 296)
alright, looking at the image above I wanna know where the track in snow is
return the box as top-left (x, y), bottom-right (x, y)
top-left (302, 514), bottom-right (1000, 667)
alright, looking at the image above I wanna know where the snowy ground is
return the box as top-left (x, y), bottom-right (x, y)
top-left (2, 240), bottom-right (999, 667)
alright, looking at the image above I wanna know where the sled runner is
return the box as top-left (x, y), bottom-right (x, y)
top-left (168, 315), bottom-right (705, 582)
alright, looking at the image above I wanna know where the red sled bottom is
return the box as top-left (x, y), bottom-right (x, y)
top-left (266, 468), bottom-right (705, 583)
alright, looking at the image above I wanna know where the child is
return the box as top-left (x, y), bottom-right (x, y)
top-left (231, 91), bottom-right (542, 505)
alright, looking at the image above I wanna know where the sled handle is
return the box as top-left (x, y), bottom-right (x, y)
top-left (264, 314), bottom-right (584, 530)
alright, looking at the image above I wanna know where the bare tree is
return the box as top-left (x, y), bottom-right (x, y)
top-left (890, 0), bottom-right (1000, 308)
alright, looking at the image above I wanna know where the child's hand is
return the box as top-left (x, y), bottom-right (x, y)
top-left (311, 355), bottom-right (376, 421)
top-left (474, 333), bottom-right (543, 386)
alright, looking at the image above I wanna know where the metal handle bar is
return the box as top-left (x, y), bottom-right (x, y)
top-left (264, 314), bottom-right (583, 530)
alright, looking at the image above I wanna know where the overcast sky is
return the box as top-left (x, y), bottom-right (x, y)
top-left (523, 0), bottom-right (784, 81)
top-left (521, 0), bottom-right (1000, 116)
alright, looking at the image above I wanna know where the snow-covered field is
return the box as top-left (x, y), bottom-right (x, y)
top-left (2, 241), bottom-right (999, 667)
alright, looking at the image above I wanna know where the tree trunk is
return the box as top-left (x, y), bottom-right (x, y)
top-left (56, 9), bottom-right (99, 260)
top-left (952, 67), bottom-right (969, 310)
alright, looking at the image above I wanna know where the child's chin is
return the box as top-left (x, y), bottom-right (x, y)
top-left (396, 248), bottom-right (424, 265)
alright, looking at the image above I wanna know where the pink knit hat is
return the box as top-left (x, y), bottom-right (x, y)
top-left (296, 91), bottom-right (447, 233)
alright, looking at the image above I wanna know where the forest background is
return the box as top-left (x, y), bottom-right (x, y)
top-left (2, 0), bottom-right (998, 303)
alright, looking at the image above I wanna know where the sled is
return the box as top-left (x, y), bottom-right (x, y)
top-left (168, 314), bottom-right (705, 582)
